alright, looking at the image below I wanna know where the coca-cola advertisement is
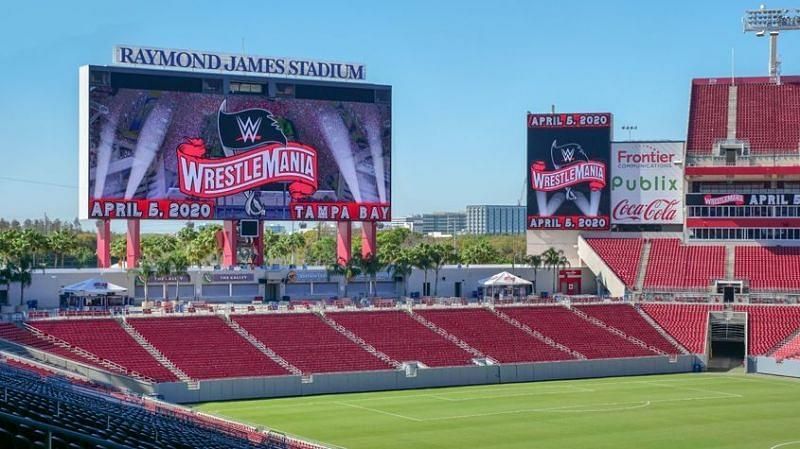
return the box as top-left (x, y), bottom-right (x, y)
top-left (610, 141), bottom-right (684, 225)
top-left (526, 113), bottom-right (612, 230)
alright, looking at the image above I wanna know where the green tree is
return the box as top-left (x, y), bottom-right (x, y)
top-left (359, 254), bottom-right (387, 297)
top-left (429, 243), bottom-right (458, 296)
top-left (109, 234), bottom-right (127, 267)
top-left (133, 258), bottom-right (156, 301)
top-left (411, 243), bottom-right (434, 296)
top-left (525, 254), bottom-right (543, 294)
top-left (19, 229), bottom-right (49, 269)
top-left (327, 255), bottom-right (362, 298)
top-left (542, 247), bottom-right (566, 292)
top-left (48, 230), bottom-right (79, 268)
top-left (460, 238), bottom-right (499, 265)
top-left (388, 248), bottom-right (415, 297)
top-left (307, 236), bottom-right (335, 266)
top-left (74, 248), bottom-right (95, 269)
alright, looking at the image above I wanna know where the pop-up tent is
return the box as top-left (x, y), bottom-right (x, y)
top-left (59, 278), bottom-right (128, 309)
top-left (478, 271), bottom-right (533, 287)
top-left (60, 278), bottom-right (127, 296)
top-left (478, 271), bottom-right (532, 300)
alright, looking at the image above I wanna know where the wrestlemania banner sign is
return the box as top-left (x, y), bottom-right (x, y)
top-left (527, 113), bottom-right (612, 230)
top-left (80, 67), bottom-right (391, 221)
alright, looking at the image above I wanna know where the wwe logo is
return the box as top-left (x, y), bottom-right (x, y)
top-left (235, 116), bottom-right (262, 143)
top-left (561, 147), bottom-right (575, 163)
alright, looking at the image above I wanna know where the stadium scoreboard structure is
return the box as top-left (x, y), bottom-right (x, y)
top-left (79, 51), bottom-right (392, 223)
top-left (527, 113), bottom-right (612, 230)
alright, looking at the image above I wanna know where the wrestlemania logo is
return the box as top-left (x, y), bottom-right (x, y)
top-left (177, 100), bottom-right (319, 215)
top-left (530, 140), bottom-right (606, 216)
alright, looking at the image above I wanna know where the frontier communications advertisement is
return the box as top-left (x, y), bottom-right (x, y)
top-left (610, 142), bottom-right (684, 225)
top-left (527, 113), bottom-right (612, 230)
top-left (80, 67), bottom-right (391, 221)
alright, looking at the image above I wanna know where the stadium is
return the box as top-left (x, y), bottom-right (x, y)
top-left (5, 5), bottom-right (800, 449)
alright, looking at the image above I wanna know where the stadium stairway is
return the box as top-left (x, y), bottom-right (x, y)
top-left (221, 315), bottom-right (303, 376)
top-left (575, 304), bottom-right (686, 355)
top-left (20, 322), bottom-right (140, 380)
top-left (317, 311), bottom-right (402, 369)
top-left (406, 309), bottom-right (488, 361)
top-left (501, 306), bottom-right (652, 360)
top-left (569, 307), bottom-right (664, 356)
top-left (633, 306), bottom-right (689, 354)
top-left (490, 306), bottom-right (584, 359)
top-left (116, 317), bottom-right (195, 385)
top-left (772, 329), bottom-right (800, 361)
top-left (325, 310), bottom-right (478, 367)
top-left (416, 308), bottom-right (576, 363)
top-left (634, 240), bottom-right (652, 291)
top-left (231, 313), bottom-right (395, 374)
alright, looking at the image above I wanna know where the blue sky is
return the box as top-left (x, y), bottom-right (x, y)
top-left (0, 0), bottom-right (797, 231)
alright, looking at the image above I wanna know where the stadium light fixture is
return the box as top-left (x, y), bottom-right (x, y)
top-left (743, 7), bottom-right (800, 83)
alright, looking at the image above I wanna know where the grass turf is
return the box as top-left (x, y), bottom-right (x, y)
top-left (194, 373), bottom-right (800, 449)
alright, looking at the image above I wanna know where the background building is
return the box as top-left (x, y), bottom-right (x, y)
top-left (419, 212), bottom-right (466, 235)
top-left (467, 205), bottom-right (526, 235)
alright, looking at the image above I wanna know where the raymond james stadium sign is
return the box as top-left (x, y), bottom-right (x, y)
top-left (113, 45), bottom-right (366, 81)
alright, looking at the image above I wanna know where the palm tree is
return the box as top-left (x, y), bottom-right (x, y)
top-left (20, 229), bottom-right (49, 270)
top-left (359, 254), bottom-right (386, 297)
top-left (429, 243), bottom-right (458, 296)
top-left (109, 234), bottom-right (127, 267)
top-left (327, 256), bottom-right (362, 298)
top-left (133, 258), bottom-right (155, 302)
top-left (8, 258), bottom-right (33, 307)
top-left (525, 254), bottom-right (543, 294)
top-left (541, 247), bottom-right (565, 293)
top-left (169, 252), bottom-right (189, 300)
top-left (411, 243), bottom-right (434, 296)
top-left (388, 248), bottom-right (414, 298)
top-left (49, 230), bottom-right (79, 268)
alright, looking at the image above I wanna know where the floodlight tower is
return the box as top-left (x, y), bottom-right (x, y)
top-left (743, 6), bottom-right (800, 84)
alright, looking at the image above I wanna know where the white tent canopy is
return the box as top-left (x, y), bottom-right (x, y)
top-left (60, 278), bottom-right (127, 296)
top-left (478, 271), bottom-right (532, 287)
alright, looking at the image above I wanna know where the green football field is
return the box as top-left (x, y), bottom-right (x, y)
top-left (194, 373), bottom-right (800, 449)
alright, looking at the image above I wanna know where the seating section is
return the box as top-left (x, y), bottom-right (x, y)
top-left (773, 331), bottom-right (800, 361)
top-left (735, 246), bottom-right (800, 292)
top-left (232, 313), bottom-right (392, 374)
top-left (734, 305), bottom-right (800, 355)
top-left (0, 362), bottom-right (280, 449)
top-left (328, 311), bottom-right (474, 367)
top-left (584, 238), bottom-right (643, 287)
top-left (640, 303), bottom-right (722, 354)
top-left (28, 319), bottom-right (176, 382)
top-left (502, 306), bottom-right (655, 359)
top-left (643, 239), bottom-right (724, 290)
top-left (686, 82), bottom-right (729, 154)
top-left (0, 323), bottom-right (110, 372)
top-left (736, 82), bottom-right (800, 153)
top-left (577, 304), bottom-right (680, 354)
top-left (128, 316), bottom-right (288, 379)
top-left (416, 308), bottom-right (574, 363)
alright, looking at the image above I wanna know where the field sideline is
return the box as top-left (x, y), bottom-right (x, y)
top-left (194, 373), bottom-right (800, 449)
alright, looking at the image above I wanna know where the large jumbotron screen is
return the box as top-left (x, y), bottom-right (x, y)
top-left (79, 66), bottom-right (391, 221)
top-left (527, 113), bottom-right (612, 230)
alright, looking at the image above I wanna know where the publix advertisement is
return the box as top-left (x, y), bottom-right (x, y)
top-left (610, 142), bottom-right (684, 225)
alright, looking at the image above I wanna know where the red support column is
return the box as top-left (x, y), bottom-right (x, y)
top-left (361, 222), bottom-right (377, 259)
top-left (222, 220), bottom-right (238, 268)
top-left (252, 222), bottom-right (264, 267)
top-left (95, 219), bottom-right (111, 268)
top-left (336, 221), bottom-right (352, 266)
top-left (126, 220), bottom-right (141, 269)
